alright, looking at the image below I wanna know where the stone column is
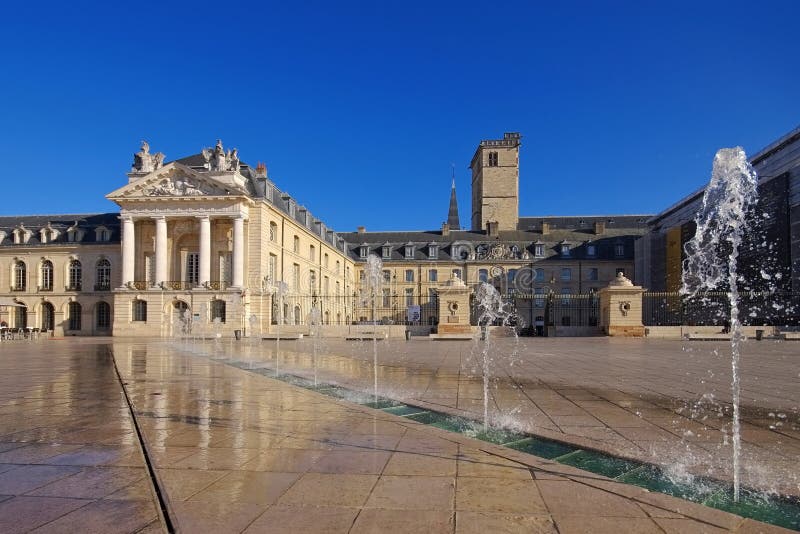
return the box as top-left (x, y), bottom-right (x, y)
top-left (198, 216), bottom-right (211, 287)
top-left (121, 216), bottom-right (135, 287)
top-left (154, 216), bottom-right (167, 287)
top-left (232, 216), bottom-right (245, 288)
top-left (598, 273), bottom-right (645, 337)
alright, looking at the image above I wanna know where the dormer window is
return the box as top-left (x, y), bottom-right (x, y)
top-left (382, 244), bottom-right (391, 259)
top-left (359, 244), bottom-right (369, 259)
top-left (13, 227), bottom-right (30, 244)
top-left (586, 244), bottom-right (597, 257)
top-left (615, 243), bottom-right (625, 256)
top-left (66, 227), bottom-right (84, 243)
top-left (404, 244), bottom-right (414, 259)
top-left (561, 243), bottom-right (571, 257)
top-left (534, 243), bottom-right (545, 258)
top-left (95, 226), bottom-right (110, 242)
top-left (428, 244), bottom-right (438, 259)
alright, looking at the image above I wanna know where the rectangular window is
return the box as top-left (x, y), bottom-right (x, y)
top-left (293, 236), bottom-right (300, 253)
top-left (382, 246), bottom-right (391, 259)
top-left (324, 253), bottom-right (329, 268)
top-left (404, 245), bottom-right (413, 259)
top-left (587, 244), bottom-right (596, 257)
top-left (429, 269), bottom-right (438, 282)
top-left (534, 287), bottom-right (545, 308)
top-left (269, 254), bottom-right (277, 284)
top-left (133, 300), bottom-right (147, 322)
top-left (324, 276), bottom-right (329, 294)
top-left (405, 269), bottom-right (414, 282)
top-left (561, 287), bottom-right (571, 305)
top-left (615, 244), bottom-right (625, 256)
top-left (310, 244), bottom-right (316, 261)
top-left (587, 268), bottom-right (598, 281)
top-left (561, 268), bottom-right (571, 281)
top-left (360, 246), bottom-right (368, 258)
top-left (428, 245), bottom-right (438, 259)
top-left (219, 253), bottom-right (232, 284)
top-left (144, 254), bottom-right (154, 285)
top-left (382, 288), bottom-right (390, 307)
top-left (405, 288), bottom-right (414, 306)
top-left (452, 268), bottom-right (461, 280)
top-left (186, 253), bottom-right (199, 285)
top-left (561, 244), bottom-right (571, 257)
top-left (534, 269), bottom-right (545, 282)
top-left (293, 263), bottom-right (300, 289)
top-left (309, 270), bottom-right (317, 292)
top-left (534, 244), bottom-right (545, 257)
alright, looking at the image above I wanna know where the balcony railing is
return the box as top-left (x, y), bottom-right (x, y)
top-left (131, 281), bottom-right (148, 290)
top-left (65, 284), bottom-right (82, 291)
top-left (39, 286), bottom-right (53, 292)
top-left (165, 281), bottom-right (194, 291)
top-left (10, 286), bottom-right (26, 292)
top-left (206, 281), bottom-right (227, 290)
top-left (94, 283), bottom-right (111, 291)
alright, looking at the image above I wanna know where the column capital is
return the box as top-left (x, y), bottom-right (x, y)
top-left (152, 215), bottom-right (167, 221)
top-left (196, 215), bottom-right (211, 221)
top-left (120, 215), bottom-right (134, 223)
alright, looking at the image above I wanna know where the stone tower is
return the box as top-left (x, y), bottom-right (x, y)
top-left (469, 132), bottom-right (521, 232)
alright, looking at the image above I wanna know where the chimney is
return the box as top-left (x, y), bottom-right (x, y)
top-left (441, 222), bottom-right (450, 237)
top-left (487, 221), bottom-right (499, 237)
top-left (357, 226), bottom-right (366, 234)
top-left (255, 162), bottom-right (267, 178)
top-left (541, 222), bottom-right (551, 235)
top-left (594, 221), bottom-right (605, 235)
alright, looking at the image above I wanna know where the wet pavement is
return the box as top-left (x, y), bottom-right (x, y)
top-left (225, 336), bottom-right (800, 498)
top-left (0, 337), bottom-right (795, 532)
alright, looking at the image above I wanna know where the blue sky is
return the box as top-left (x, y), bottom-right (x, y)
top-left (1, 1), bottom-right (798, 231)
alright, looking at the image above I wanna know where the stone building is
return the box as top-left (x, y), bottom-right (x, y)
top-left (0, 140), bottom-right (356, 336)
top-left (345, 133), bottom-right (650, 333)
top-left (0, 213), bottom-right (120, 335)
top-left (637, 126), bottom-right (800, 295)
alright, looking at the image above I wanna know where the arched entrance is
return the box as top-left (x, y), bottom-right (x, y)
top-left (41, 302), bottom-right (55, 332)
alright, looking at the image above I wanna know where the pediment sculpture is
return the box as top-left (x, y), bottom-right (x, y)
top-left (132, 141), bottom-right (165, 173)
top-left (144, 175), bottom-right (220, 197)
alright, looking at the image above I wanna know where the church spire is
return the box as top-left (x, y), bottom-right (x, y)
top-left (447, 164), bottom-right (460, 230)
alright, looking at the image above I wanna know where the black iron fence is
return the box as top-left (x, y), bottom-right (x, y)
top-left (643, 291), bottom-right (800, 327)
top-left (267, 293), bottom-right (440, 326)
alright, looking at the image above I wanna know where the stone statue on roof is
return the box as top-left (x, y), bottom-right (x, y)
top-left (132, 141), bottom-right (165, 173)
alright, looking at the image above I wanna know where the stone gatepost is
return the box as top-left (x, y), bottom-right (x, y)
top-left (599, 273), bottom-right (645, 337)
top-left (436, 275), bottom-right (473, 335)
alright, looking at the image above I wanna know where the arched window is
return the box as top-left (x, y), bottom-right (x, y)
top-left (40, 260), bottom-right (53, 291)
top-left (294, 305), bottom-right (301, 325)
top-left (68, 301), bottom-right (82, 331)
top-left (68, 260), bottom-right (82, 291)
top-left (14, 305), bottom-right (27, 329)
top-left (13, 261), bottom-right (26, 291)
top-left (96, 259), bottom-right (111, 291)
top-left (133, 299), bottom-right (147, 322)
top-left (41, 302), bottom-right (55, 331)
top-left (211, 299), bottom-right (226, 323)
top-left (96, 302), bottom-right (111, 330)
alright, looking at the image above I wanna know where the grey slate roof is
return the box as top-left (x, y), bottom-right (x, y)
top-left (341, 224), bottom-right (648, 262)
top-left (0, 213), bottom-right (120, 246)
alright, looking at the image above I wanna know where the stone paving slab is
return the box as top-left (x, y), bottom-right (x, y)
top-left (0, 340), bottom-right (166, 533)
top-left (106, 339), bottom-right (789, 533)
top-left (217, 336), bottom-right (799, 497)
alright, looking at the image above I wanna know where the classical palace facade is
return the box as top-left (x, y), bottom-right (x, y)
top-left (7, 127), bottom-right (795, 337)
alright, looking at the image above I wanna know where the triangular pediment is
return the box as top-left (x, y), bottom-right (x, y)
top-left (106, 163), bottom-right (247, 201)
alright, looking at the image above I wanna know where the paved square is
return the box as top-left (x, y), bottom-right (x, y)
top-left (0, 337), bottom-right (795, 532)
